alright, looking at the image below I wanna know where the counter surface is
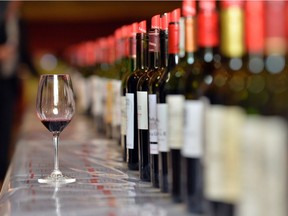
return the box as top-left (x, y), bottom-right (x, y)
top-left (0, 110), bottom-right (190, 216)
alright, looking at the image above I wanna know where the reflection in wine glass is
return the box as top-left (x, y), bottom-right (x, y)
top-left (36, 74), bottom-right (76, 184)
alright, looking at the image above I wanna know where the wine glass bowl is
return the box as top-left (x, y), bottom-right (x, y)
top-left (36, 74), bottom-right (76, 184)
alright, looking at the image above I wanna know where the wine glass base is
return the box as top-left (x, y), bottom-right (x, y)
top-left (38, 175), bottom-right (76, 184)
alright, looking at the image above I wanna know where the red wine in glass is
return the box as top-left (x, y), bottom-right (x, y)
top-left (36, 74), bottom-right (76, 184)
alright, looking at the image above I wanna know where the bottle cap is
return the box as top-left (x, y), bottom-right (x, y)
top-left (138, 20), bottom-right (147, 33)
top-left (151, 14), bottom-right (160, 29)
top-left (182, 0), bottom-right (196, 17)
top-left (221, 0), bottom-right (244, 9)
top-left (199, 0), bottom-right (216, 11)
top-left (170, 8), bottom-right (180, 23)
top-left (160, 12), bottom-right (170, 30)
top-left (131, 22), bottom-right (138, 37)
top-left (121, 25), bottom-right (129, 38)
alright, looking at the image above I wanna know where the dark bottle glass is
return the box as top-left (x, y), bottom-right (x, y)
top-left (148, 12), bottom-right (170, 188)
top-left (156, 8), bottom-right (180, 193)
top-left (121, 23), bottom-right (138, 162)
top-left (165, 0), bottom-right (196, 203)
top-left (126, 20), bottom-right (148, 171)
top-left (137, 15), bottom-right (160, 182)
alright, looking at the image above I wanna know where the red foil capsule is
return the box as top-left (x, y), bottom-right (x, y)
top-left (151, 14), bottom-right (160, 29)
top-left (160, 12), bottom-right (170, 30)
top-left (170, 8), bottom-right (180, 23)
top-left (138, 20), bottom-right (147, 33)
top-left (182, 0), bottom-right (196, 17)
top-left (131, 22), bottom-right (138, 37)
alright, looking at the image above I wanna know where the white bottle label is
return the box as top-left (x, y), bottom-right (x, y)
top-left (126, 93), bottom-right (134, 149)
top-left (149, 94), bottom-right (158, 143)
top-left (150, 144), bottom-right (158, 155)
top-left (121, 96), bottom-right (127, 135)
top-left (167, 95), bottom-right (185, 149)
top-left (182, 100), bottom-right (205, 158)
top-left (157, 103), bottom-right (168, 152)
top-left (137, 91), bottom-right (148, 130)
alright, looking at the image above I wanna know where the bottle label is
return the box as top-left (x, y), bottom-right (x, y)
top-left (182, 100), bottom-right (205, 158)
top-left (137, 91), bottom-right (148, 130)
top-left (112, 80), bottom-right (121, 127)
top-left (126, 93), bottom-right (134, 149)
top-left (198, 10), bottom-right (219, 47)
top-left (150, 144), bottom-right (158, 155)
top-left (149, 94), bottom-right (158, 143)
top-left (121, 96), bottom-right (127, 135)
top-left (168, 23), bottom-right (179, 54)
top-left (149, 31), bottom-right (160, 52)
top-left (205, 106), bottom-right (245, 202)
top-left (105, 80), bottom-right (113, 124)
top-left (167, 95), bottom-right (184, 149)
top-left (204, 105), bottom-right (228, 201)
top-left (157, 103), bottom-right (168, 152)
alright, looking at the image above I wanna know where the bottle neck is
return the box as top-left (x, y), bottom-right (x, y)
top-left (198, 46), bottom-right (219, 64)
top-left (136, 33), bottom-right (148, 70)
top-left (180, 16), bottom-right (197, 65)
top-left (128, 36), bottom-right (137, 73)
top-left (167, 21), bottom-right (180, 70)
top-left (148, 29), bottom-right (160, 69)
top-left (160, 30), bottom-right (168, 68)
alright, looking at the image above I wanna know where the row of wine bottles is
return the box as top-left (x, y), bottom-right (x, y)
top-left (64, 0), bottom-right (288, 216)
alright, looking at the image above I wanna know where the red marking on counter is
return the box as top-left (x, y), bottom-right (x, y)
top-left (90, 178), bottom-right (98, 183)
top-left (30, 173), bottom-right (34, 179)
top-left (87, 167), bottom-right (95, 173)
top-left (97, 185), bottom-right (104, 190)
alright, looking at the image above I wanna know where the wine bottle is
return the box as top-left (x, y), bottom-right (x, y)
top-left (137, 15), bottom-right (160, 182)
top-left (156, 8), bottom-right (180, 193)
top-left (165, 0), bottom-right (196, 203)
top-left (182, 1), bottom-right (219, 214)
top-left (205, 1), bottom-right (245, 216)
top-left (240, 1), bottom-right (267, 114)
top-left (126, 20), bottom-right (148, 171)
top-left (263, 1), bottom-right (288, 118)
top-left (148, 12), bottom-right (170, 188)
top-left (121, 23), bottom-right (137, 162)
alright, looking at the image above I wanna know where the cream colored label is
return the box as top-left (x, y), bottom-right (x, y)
top-left (204, 106), bottom-right (245, 203)
top-left (167, 95), bottom-right (184, 149)
top-left (112, 80), bottom-right (121, 127)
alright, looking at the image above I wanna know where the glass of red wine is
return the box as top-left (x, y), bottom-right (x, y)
top-left (36, 74), bottom-right (76, 184)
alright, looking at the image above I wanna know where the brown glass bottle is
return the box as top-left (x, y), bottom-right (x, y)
top-left (156, 8), bottom-right (180, 193)
top-left (148, 13), bottom-right (170, 188)
top-left (164, 0), bottom-right (196, 203)
top-left (121, 23), bottom-right (137, 162)
top-left (137, 15), bottom-right (160, 182)
top-left (126, 21), bottom-right (148, 170)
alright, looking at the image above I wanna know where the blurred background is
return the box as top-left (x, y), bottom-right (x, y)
top-left (19, 1), bottom-right (181, 103)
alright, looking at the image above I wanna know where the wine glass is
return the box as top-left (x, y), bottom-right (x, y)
top-left (36, 74), bottom-right (76, 184)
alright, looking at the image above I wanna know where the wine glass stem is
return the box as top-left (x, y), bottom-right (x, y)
top-left (53, 132), bottom-right (60, 173)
